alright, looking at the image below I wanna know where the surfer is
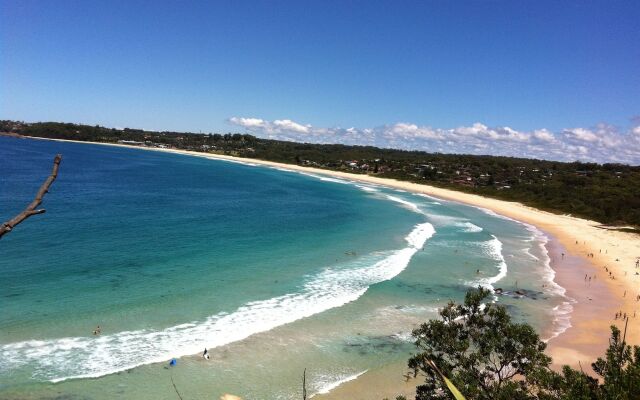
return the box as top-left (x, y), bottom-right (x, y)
top-left (203, 348), bottom-right (210, 360)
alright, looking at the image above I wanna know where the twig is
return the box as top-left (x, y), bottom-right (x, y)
top-left (303, 368), bottom-right (307, 400)
top-left (171, 376), bottom-right (184, 400)
top-left (0, 154), bottom-right (62, 239)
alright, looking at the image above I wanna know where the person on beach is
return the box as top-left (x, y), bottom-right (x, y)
top-left (203, 348), bottom-right (210, 360)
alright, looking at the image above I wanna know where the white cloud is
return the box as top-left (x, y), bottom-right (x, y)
top-left (387, 123), bottom-right (441, 139)
top-left (564, 128), bottom-right (598, 142)
top-left (228, 117), bottom-right (266, 129)
top-left (273, 119), bottom-right (310, 133)
top-left (532, 129), bottom-right (555, 142)
top-left (455, 122), bottom-right (490, 137)
top-left (228, 116), bottom-right (640, 165)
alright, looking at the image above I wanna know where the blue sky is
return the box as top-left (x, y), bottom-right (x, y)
top-left (2, 1), bottom-right (639, 163)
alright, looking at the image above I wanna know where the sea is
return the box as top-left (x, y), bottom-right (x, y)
top-left (0, 136), bottom-right (572, 399)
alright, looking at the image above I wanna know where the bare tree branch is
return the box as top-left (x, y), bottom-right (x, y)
top-left (0, 154), bottom-right (62, 239)
top-left (303, 368), bottom-right (307, 400)
top-left (170, 376), bottom-right (184, 400)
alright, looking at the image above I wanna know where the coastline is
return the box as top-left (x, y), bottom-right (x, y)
top-left (23, 137), bottom-right (640, 396)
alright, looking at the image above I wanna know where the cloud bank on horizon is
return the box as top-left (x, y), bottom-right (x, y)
top-left (229, 117), bottom-right (640, 165)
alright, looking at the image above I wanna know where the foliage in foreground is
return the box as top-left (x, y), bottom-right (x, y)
top-left (408, 288), bottom-right (640, 400)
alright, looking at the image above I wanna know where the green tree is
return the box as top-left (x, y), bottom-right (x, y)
top-left (409, 287), bottom-right (552, 400)
top-left (407, 288), bottom-right (640, 400)
top-left (591, 324), bottom-right (640, 399)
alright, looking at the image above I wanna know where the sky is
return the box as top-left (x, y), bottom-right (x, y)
top-left (2, 1), bottom-right (639, 164)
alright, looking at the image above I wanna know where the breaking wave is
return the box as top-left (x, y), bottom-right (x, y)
top-left (0, 223), bottom-right (435, 383)
top-left (311, 369), bottom-right (368, 397)
top-left (472, 235), bottom-right (508, 290)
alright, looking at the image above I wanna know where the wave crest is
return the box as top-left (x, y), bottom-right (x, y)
top-left (0, 223), bottom-right (435, 383)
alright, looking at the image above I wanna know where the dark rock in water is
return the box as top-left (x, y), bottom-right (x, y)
top-left (496, 288), bottom-right (545, 300)
top-left (342, 334), bottom-right (410, 355)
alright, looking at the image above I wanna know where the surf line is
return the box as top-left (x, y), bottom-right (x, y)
top-left (0, 223), bottom-right (436, 383)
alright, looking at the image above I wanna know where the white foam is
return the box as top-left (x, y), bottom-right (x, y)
top-left (414, 193), bottom-right (442, 204)
top-left (355, 184), bottom-right (379, 193)
top-left (296, 171), bottom-right (351, 185)
top-left (311, 370), bottom-right (368, 396)
top-left (270, 166), bottom-right (296, 173)
top-left (468, 235), bottom-right (508, 291)
top-left (384, 195), bottom-right (423, 214)
top-left (470, 205), bottom-right (515, 222)
top-left (471, 205), bottom-right (575, 336)
top-left (545, 301), bottom-right (574, 342)
top-left (533, 230), bottom-right (568, 298)
top-left (0, 223), bottom-right (435, 383)
top-left (456, 222), bottom-right (483, 233)
top-left (523, 226), bottom-right (575, 340)
top-left (391, 332), bottom-right (414, 342)
top-left (212, 158), bottom-right (258, 167)
top-left (318, 176), bottom-right (351, 184)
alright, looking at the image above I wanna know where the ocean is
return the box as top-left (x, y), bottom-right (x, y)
top-left (0, 136), bottom-right (571, 399)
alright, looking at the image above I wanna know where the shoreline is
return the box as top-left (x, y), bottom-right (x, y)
top-left (20, 136), bottom-right (640, 396)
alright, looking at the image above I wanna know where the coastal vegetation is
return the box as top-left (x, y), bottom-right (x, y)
top-left (2, 120), bottom-right (639, 228)
top-left (404, 287), bottom-right (640, 400)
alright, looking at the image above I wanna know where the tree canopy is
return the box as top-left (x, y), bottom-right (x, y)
top-left (408, 288), bottom-right (640, 400)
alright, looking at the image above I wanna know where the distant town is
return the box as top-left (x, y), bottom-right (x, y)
top-left (2, 120), bottom-right (639, 228)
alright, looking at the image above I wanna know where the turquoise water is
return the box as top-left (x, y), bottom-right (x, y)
top-left (0, 136), bottom-right (571, 399)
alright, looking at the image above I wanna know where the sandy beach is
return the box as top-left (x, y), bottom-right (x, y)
top-left (28, 138), bottom-right (640, 397)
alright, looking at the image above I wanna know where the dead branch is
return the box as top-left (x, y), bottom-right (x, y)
top-left (0, 154), bottom-right (62, 239)
top-left (303, 368), bottom-right (307, 400)
top-left (170, 376), bottom-right (184, 400)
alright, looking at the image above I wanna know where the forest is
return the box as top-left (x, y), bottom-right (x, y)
top-left (2, 120), bottom-right (639, 228)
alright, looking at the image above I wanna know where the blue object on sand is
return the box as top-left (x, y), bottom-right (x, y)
top-left (169, 358), bottom-right (177, 366)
